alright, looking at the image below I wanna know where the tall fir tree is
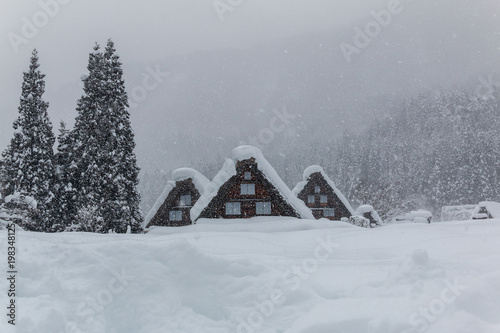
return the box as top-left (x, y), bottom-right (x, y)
top-left (69, 43), bottom-right (105, 232)
top-left (0, 49), bottom-right (56, 231)
top-left (52, 121), bottom-right (78, 230)
top-left (99, 39), bottom-right (143, 233)
top-left (70, 40), bottom-right (143, 233)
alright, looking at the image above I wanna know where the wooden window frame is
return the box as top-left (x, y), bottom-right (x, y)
top-left (179, 195), bottom-right (192, 207)
top-left (324, 208), bottom-right (335, 217)
top-left (256, 202), bottom-right (272, 215)
top-left (225, 202), bottom-right (241, 215)
top-left (320, 195), bottom-right (328, 204)
top-left (240, 183), bottom-right (255, 195)
top-left (169, 210), bottom-right (183, 221)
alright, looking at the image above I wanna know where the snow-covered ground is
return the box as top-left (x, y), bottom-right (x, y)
top-left (1, 218), bottom-right (500, 333)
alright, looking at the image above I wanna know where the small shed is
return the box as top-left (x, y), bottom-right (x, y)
top-left (355, 204), bottom-right (383, 227)
top-left (292, 165), bottom-right (355, 221)
top-left (191, 146), bottom-right (314, 221)
top-left (472, 201), bottom-right (500, 220)
top-left (144, 168), bottom-right (209, 228)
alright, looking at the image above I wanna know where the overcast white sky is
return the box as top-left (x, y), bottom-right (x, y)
top-left (0, 0), bottom-right (389, 144)
top-left (0, 0), bottom-right (381, 83)
top-left (1, 0), bottom-right (499, 175)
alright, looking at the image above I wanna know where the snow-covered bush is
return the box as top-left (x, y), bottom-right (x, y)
top-left (349, 215), bottom-right (371, 228)
top-left (1, 192), bottom-right (38, 230)
top-left (67, 205), bottom-right (105, 233)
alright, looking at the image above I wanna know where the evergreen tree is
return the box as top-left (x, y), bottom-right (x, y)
top-left (69, 43), bottom-right (106, 232)
top-left (52, 121), bottom-right (78, 230)
top-left (99, 39), bottom-right (143, 233)
top-left (70, 40), bottom-right (143, 233)
top-left (272, 85), bottom-right (499, 221)
top-left (0, 49), bottom-right (56, 231)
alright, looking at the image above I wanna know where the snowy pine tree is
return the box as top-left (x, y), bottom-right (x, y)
top-left (52, 121), bottom-right (78, 230)
top-left (0, 50), bottom-right (56, 231)
top-left (274, 85), bottom-right (499, 220)
top-left (68, 43), bottom-right (106, 232)
top-left (99, 40), bottom-right (143, 233)
top-left (70, 41), bottom-right (143, 233)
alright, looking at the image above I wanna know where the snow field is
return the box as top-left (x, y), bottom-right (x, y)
top-left (0, 218), bottom-right (499, 333)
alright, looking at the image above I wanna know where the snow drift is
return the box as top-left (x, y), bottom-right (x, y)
top-left (1, 218), bottom-right (499, 333)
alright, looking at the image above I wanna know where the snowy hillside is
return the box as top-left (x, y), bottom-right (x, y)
top-left (1, 218), bottom-right (499, 333)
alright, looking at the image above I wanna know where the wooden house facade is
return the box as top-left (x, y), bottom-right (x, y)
top-left (144, 168), bottom-right (209, 228)
top-left (191, 146), bottom-right (314, 221)
top-left (293, 166), bottom-right (355, 221)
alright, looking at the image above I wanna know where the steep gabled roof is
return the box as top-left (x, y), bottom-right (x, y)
top-left (143, 168), bottom-right (209, 228)
top-left (292, 165), bottom-right (356, 216)
top-left (172, 168), bottom-right (210, 193)
top-left (190, 158), bottom-right (236, 221)
top-left (191, 146), bottom-right (314, 221)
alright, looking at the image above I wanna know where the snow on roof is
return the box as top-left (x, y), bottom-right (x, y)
top-left (356, 204), bottom-right (383, 225)
top-left (143, 168), bottom-right (209, 229)
top-left (301, 165), bottom-right (325, 182)
top-left (292, 165), bottom-right (356, 216)
top-left (474, 201), bottom-right (500, 218)
top-left (143, 181), bottom-right (175, 229)
top-left (356, 204), bottom-right (374, 214)
top-left (191, 146), bottom-right (314, 221)
top-left (172, 168), bottom-right (210, 194)
top-left (441, 205), bottom-right (476, 222)
top-left (232, 146), bottom-right (314, 219)
top-left (190, 159), bottom-right (236, 221)
top-left (409, 210), bottom-right (432, 219)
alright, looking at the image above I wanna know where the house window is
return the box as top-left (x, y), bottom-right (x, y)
top-left (320, 195), bottom-right (328, 204)
top-left (169, 210), bottom-right (182, 221)
top-left (324, 208), bottom-right (335, 217)
top-left (256, 202), bottom-right (271, 215)
top-left (179, 195), bottom-right (192, 206)
top-left (225, 202), bottom-right (241, 215)
top-left (308, 195), bottom-right (315, 204)
top-left (315, 185), bottom-right (320, 193)
top-left (244, 172), bottom-right (252, 180)
top-left (240, 184), bottom-right (255, 195)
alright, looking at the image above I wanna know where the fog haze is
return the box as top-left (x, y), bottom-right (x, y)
top-left (1, 0), bottom-right (499, 175)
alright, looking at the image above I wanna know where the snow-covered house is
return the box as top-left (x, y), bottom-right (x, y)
top-left (144, 168), bottom-right (209, 228)
top-left (472, 201), bottom-right (500, 220)
top-left (292, 165), bottom-right (355, 221)
top-left (355, 204), bottom-right (383, 226)
top-left (191, 146), bottom-right (314, 221)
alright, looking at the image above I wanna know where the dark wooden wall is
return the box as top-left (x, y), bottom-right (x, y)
top-left (198, 159), bottom-right (300, 219)
top-left (147, 179), bottom-right (201, 227)
top-left (296, 172), bottom-right (352, 221)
